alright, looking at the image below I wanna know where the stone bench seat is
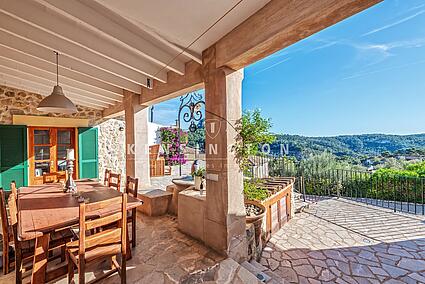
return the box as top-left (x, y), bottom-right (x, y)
top-left (138, 189), bottom-right (172, 217)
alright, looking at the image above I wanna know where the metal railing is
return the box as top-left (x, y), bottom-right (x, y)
top-left (249, 155), bottom-right (425, 215)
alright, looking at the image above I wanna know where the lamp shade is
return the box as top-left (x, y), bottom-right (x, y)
top-left (37, 85), bottom-right (77, 114)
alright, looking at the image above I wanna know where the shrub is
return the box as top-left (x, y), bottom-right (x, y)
top-left (243, 180), bottom-right (268, 201)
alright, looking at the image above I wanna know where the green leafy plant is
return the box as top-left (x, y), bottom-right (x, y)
top-left (243, 180), bottom-right (268, 201)
top-left (192, 168), bottom-right (206, 178)
top-left (233, 109), bottom-right (275, 171)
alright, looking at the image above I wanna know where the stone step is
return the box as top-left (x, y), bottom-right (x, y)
top-left (182, 258), bottom-right (263, 283)
top-left (293, 192), bottom-right (303, 200)
top-left (294, 199), bottom-right (310, 214)
top-left (241, 260), bottom-right (287, 283)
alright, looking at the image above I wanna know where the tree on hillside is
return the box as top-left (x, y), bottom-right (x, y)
top-left (298, 151), bottom-right (365, 175)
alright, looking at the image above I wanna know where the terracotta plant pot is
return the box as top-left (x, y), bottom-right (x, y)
top-left (245, 200), bottom-right (266, 247)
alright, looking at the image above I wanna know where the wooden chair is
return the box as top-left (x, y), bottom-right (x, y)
top-left (6, 190), bottom-right (35, 283)
top-left (125, 176), bottom-right (138, 248)
top-left (5, 188), bottom-right (74, 283)
top-left (0, 188), bottom-right (13, 275)
top-left (103, 169), bottom-right (111, 186)
top-left (66, 194), bottom-right (128, 284)
top-left (10, 181), bottom-right (17, 197)
top-left (108, 172), bottom-right (121, 192)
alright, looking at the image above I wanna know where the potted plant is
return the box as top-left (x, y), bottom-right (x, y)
top-left (192, 168), bottom-right (206, 193)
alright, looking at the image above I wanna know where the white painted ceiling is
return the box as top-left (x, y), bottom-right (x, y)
top-left (98, 0), bottom-right (271, 56)
top-left (0, 0), bottom-right (270, 110)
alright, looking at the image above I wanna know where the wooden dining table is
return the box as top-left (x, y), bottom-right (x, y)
top-left (17, 179), bottom-right (143, 284)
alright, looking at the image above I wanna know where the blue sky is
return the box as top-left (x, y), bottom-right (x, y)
top-left (153, 0), bottom-right (425, 137)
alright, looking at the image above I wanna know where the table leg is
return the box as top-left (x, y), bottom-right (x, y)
top-left (126, 226), bottom-right (132, 260)
top-left (31, 234), bottom-right (50, 284)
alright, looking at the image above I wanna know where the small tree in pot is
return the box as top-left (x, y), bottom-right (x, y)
top-left (192, 168), bottom-right (206, 194)
top-left (232, 109), bottom-right (275, 260)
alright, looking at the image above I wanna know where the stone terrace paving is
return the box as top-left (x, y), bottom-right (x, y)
top-left (0, 214), bottom-right (225, 284)
top-left (261, 198), bottom-right (425, 284)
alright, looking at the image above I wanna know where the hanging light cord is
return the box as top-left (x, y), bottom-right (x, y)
top-left (55, 51), bottom-right (59, 86)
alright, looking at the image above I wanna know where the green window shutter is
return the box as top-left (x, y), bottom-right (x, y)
top-left (0, 125), bottom-right (28, 190)
top-left (78, 127), bottom-right (98, 179)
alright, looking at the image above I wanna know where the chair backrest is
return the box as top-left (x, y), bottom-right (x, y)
top-left (125, 176), bottom-right (138, 198)
top-left (6, 189), bottom-right (18, 242)
top-left (0, 189), bottom-right (10, 242)
top-left (10, 181), bottom-right (17, 196)
top-left (108, 172), bottom-right (121, 192)
top-left (78, 194), bottom-right (127, 257)
top-left (7, 192), bottom-right (17, 228)
top-left (104, 169), bottom-right (111, 186)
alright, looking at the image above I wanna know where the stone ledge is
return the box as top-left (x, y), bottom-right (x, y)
top-left (138, 189), bottom-right (172, 217)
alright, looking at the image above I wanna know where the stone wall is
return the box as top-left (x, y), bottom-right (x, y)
top-left (0, 85), bottom-right (103, 126)
top-left (97, 118), bottom-right (126, 184)
top-left (0, 85), bottom-right (127, 184)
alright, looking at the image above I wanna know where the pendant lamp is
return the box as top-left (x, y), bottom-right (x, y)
top-left (37, 52), bottom-right (77, 114)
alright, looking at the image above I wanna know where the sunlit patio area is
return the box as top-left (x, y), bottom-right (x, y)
top-left (3, 0), bottom-right (413, 283)
top-left (261, 199), bottom-right (425, 283)
top-left (0, 214), bottom-right (225, 284)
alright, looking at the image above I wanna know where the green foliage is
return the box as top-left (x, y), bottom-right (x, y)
top-left (187, 128), bottom-right (205, 149)
top-left (233, 109), bottom-right (276, 170)
top-left (373, 168), bottom-right (419, 178)
top-left (405, 161), bottom-right (425, 177)
top-left (192, 167), bottom-right (206, 177)
top-left (299, 152), bottom-right (352, 176)
top-left (243, 180), bottom-right (268, 201)
top-left (273, 133), bottom-right (425, 162)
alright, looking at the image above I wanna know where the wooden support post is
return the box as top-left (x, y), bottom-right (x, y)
top-left (123, 91), bottom-right (139, 178)
top-left (124, 90), bottom-right (150, 186)
top-left (202, 45), bottom-right (247, 261)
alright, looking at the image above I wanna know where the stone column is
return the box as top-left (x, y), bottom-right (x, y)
top-left (135, 107), bottom-right (150, 188)
top-left (124, 91), bottom-right (150, 187)
top-left (202, 46), bottom-right (247, 261)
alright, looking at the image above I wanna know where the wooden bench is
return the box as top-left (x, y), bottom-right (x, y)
top-left (138, 189), bottom-right (172, 217)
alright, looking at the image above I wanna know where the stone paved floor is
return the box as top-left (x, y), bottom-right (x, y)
top-left (0, 214), bottom-right (224, 284)
top-left (261, 198), bottom-right (425, 284)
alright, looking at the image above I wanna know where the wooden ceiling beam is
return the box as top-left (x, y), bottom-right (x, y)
top-left (0, 56), bottom-right (122, 103)
top-left (0, 69), bottom-right (112, 107)
top-left (102, 102), bottom-right (125, 119)
top-left (0, 12), bottom-right (151, 88)
top-left (0, 75), bottom-right (106, 109)
top-left (214, 0), bottom-right (383, 70)
top-left (140, 61), bottom-right (204, 106)
top-left (40, 0), bottom-right (187, 75)
top-left (0, 0), bottom-right (168, 82)
top-left (0, 45), bottom-right (123, 97)
top-left (0, 63), bottom-right (118, 105)
top-left (0, 31), bottom-right (141, 94)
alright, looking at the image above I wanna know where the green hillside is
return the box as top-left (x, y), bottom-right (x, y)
top-left (271, 133), bottom-right (425, 161)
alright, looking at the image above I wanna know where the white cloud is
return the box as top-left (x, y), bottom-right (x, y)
top-left (251, 57), bottom-right (292, 76)
top-left (342, 58), bottom-right (425, 80)
top-left (362, 9), bottom-right (425, 36)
